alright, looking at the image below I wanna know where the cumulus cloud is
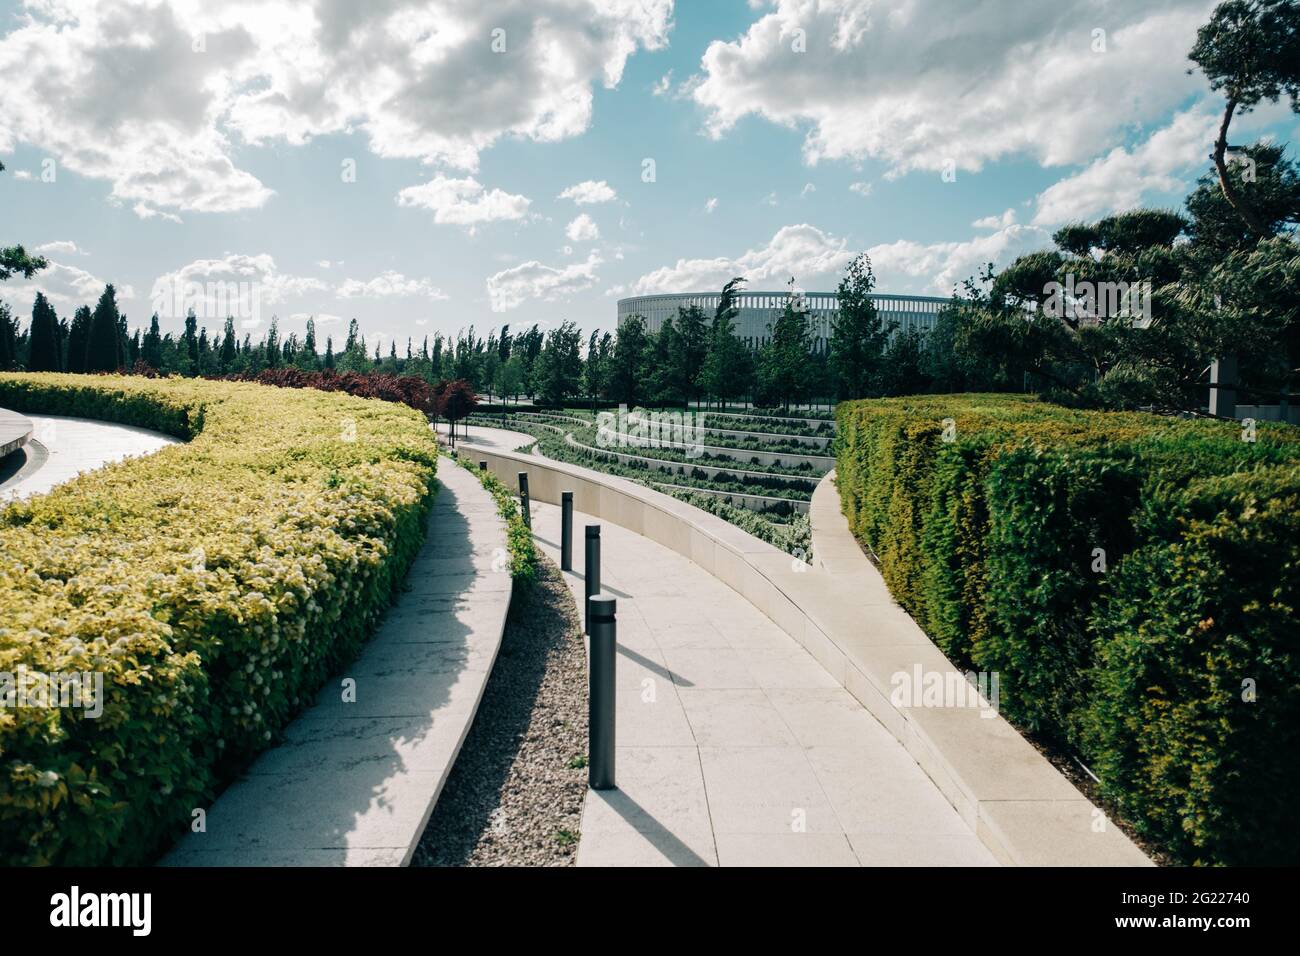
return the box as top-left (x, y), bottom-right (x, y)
top-left (3, 260), bottom-right (134, 314)
top-left (704, 197), bottom-right (719, 213)
top-left (691, 0), bottom-right (1215, 176)
top-left (849, 182), bottom-right (872, 198)
top-left (0, 0), bottom-right (671, 214)
top-left (558, 180), bottom-right (618, 204)
top-left (336, 270), bottom-right (448, 299)
top-left (565, 213), bottom-right (600, 242)
top-left (628, 224), bottom-right (855, 295)
top-left (1030, 107), bottom-right (1217, 225)
top-left (973, 209), bottom-right (1017, 230)
top-left (34, 240), bottom-right (81, 256)
top-left (397, 175), bottom-right (531, 226)
top-left (866, 222), bottom-right (1053, 296)
top-left (149, 253), bottom-right (326, 322)
top-left (487, 251), bottom-right (602, 311)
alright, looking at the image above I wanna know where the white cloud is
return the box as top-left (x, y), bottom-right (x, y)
top-left (133, 203), bottom-right (184, 224)
top-left (34, 240), bottom-right (81, 255)
top-left (4, 260), bottom-right (134, 314)
top-left (704, 197), bottom-right (719, 213)
top-left (866, 222), bottom-right (1053, 296)
top-left (628, 224), bottom-right (855, 295)
top-left (487, 251), bottom-right (602, 311)
top-left (1031, 107), bottom-right (1217, 225)
top-left (558, 180), bottom-right (618, 204)
top-left (336, 271), bottom-right (448, 299)
top-left (0, 0), bottom-right (671, 214)
top-left (565, 213), bottom-right (600, 242)
top-left (397, 175), bottom-right (531, 226)
top-left (849, 182), bottom-right (872, 198)
top-left (800, 183), bottom-right (816, 198)
top-left (973, 208), bottom-right (1017, 230)
top-left (149, 253), bottom-right (326, 322)
top-left (11, 170), bottom-right (32, 181)
top-left (691, 0), bottom-right (1215, 176)
top-left (653, 71), bottom-right (673, 96)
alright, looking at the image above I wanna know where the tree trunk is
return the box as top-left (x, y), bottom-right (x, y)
top-left (1213, 96), bottom-right (1270, 238)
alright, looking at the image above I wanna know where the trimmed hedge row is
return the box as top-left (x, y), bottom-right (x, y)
top-left (0, 373), bottom-right (439, 865)
top-left (450, 452), bottom-right (536, 584)
top-left (834, 394), bottom-right (1300, 865)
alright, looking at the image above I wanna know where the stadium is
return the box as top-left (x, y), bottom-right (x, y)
top-left (616, 290), bottom-right (951, 351)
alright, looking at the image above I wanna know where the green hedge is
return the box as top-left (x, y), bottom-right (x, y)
top-left (0, 373), bottom-right (438, 864)
top-left (835, 394), bottom-right (1300, 865)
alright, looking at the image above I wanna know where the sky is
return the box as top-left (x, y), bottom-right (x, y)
top-left (1, 0), bottom-right (1297, 352)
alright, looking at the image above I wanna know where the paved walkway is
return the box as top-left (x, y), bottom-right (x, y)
top-left (434, 420), bottom-right (536, 454)
top-left (162, 462), bottom-right (511, 866)
top-left (0, 414), bottom-right (176, 501)
top-left (528, 499), bottom-right (997, 867)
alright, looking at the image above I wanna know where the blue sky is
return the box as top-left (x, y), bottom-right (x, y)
top-left (1, 0), bottom-right (1296, 351)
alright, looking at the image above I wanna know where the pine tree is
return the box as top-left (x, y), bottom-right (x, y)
top-left (28, 291), bottom-right (61, 371)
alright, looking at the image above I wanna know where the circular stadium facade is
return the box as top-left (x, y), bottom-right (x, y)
top-left (616, 291), bottom-right (951, 351)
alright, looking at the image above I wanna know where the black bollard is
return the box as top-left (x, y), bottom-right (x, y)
top-left (561, 491), bottom-right (574, 571)
top-left (588, 593), bottom-right (617, 791)
top-left (584, 524), bottom-right (601, 635)
top-left (518, 471), bottom-right (531, 529)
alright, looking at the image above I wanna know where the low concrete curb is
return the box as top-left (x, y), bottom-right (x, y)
top-left (161, 463), bottom-right (512, 867)
top-left (465, 444), bottom-right (1151, 867)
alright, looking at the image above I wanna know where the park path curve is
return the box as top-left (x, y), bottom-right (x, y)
top-left (528, 497), bottom-right (997, 867)
top-left (162, 461), bottom-right (511, 866)
top-left (0, 413), bottom-right (176, 501)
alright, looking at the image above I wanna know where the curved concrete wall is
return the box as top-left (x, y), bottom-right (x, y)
top-left (463, 440), bottom-right (1150, 867)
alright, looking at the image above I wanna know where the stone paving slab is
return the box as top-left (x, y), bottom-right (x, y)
top-left (162, 462), bottom-right (511, 867)
top-left (526, 497), bottom-right (997, 868)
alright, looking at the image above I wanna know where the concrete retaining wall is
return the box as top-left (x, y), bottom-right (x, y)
top-left (463, 441), bottom-right (1151, 867)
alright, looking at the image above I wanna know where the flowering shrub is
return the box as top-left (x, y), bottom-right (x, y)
top-left (222, 367), bottom-right (435, 414)
top-left (0, 373), bottom-right (438, 864)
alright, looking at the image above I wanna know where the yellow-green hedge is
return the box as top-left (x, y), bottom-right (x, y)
top-left (835, 394), bottom-right (1300, 865)
top-left (0, 373), bottom-right (438, 864)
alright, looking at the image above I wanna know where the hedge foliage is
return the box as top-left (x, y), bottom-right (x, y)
top-left (834, 394), bottom-right (1300, 865)
top-left (0, 373), bottom-right (438, 865)
top-left (450, 452), bottom-right (536, 584)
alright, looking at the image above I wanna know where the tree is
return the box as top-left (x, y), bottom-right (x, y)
top-left (672, 305), bottom-right (709, 406)
top-left (84, 285), bottom-right (124, 372)
top-left (0, 302), bottom-right (17, 370)
top-left (535, 320), bottom-right (584, 405)
top-left (182, 310), bottom-right (199, 374)
top-left (700, 278), bottom-right (753, 409)
top-left (1185, 143), bottom-right (1300, 253)
top-left (142, 314), bottom-right (164, 369)
top-left (830, 254), bottom-right (893, 399)
top-left (1189, 0), bottom-right (1300, 237)
top-left (758, 292), bottom-right (813, 409)
top-left (219, 316), bottom-right (237, 372)
top-left (608, 314), bottom-right (651, 406)
top-left (27, 292), bottom-right (61, 372)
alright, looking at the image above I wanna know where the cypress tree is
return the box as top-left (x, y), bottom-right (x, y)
top-left (85, 285), bottom-right (124, 372)
top-left (142, 314), bottom-right (163, 369)
top-left (66, 305), bottom-right (92, 373)
top-left (28, 291), bottom-right (61, 371)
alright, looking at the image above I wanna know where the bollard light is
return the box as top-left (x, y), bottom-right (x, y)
top-left (518, 471), bottom-right (531, 530)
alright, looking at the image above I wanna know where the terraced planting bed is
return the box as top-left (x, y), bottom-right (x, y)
top-left (463, 408), bottom-right (819, 557)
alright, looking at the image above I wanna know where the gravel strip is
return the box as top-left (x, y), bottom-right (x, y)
top-left (412, 553), bottom-right (588, 866)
